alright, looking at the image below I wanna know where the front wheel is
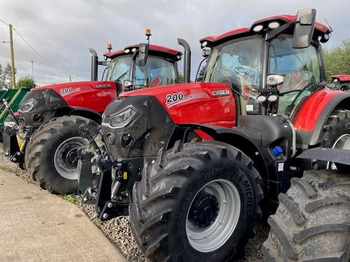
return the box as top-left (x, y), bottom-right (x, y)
top-left (129, 140), bottom-right (263, 261)
top-left (25, 116), bottom-right (99, 194)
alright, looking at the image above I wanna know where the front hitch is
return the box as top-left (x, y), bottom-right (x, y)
top-left (77, 124), bottom-right (112, 203)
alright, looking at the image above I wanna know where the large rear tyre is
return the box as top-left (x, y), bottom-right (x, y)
top-left (129, 140), bottom-right (263, 262)
top-left (262, 170), bottom-right (350, 261)
top-left (25, 116), bottom-right (99, 194)
top-left (320, 109), bottom-right (350, 172)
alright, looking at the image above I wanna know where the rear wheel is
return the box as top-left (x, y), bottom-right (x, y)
top-left (262, 170), bottom-right (350, 261)
top-left (129, 140), bottom-right (263, 262)
top-left (321, 109), bottom-right (350, 172)
top-left (25, 116), bottom-right (99, 194)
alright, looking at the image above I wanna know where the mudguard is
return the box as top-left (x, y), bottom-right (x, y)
top-left (297, 148), bottom-right (350, 166)
top-left (293, 87), bottom-right (350, 145)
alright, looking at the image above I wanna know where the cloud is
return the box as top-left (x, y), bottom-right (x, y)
top-left (0, 0), bottom-right (349, 86)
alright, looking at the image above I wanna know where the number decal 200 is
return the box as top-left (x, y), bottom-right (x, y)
top-left (166, 92), bottom-right (184, 103)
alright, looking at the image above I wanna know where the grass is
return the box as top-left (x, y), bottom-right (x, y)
top-left (62, 194), bottom-right (79, 204)
top-left (23, 176), bottom-right (35, 184)
top-left (92, 217), bottom-right (101, 225)
top-left (0, 164), bottom-right (17, 173)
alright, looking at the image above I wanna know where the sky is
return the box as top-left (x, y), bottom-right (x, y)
top-left (1, 0), bottom-right (349, 87)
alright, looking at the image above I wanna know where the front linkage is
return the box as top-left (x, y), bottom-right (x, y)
top-left (77, 123), bottom-right (148, 220)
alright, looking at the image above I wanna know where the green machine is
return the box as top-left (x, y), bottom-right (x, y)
top-left (0, 88), bottom-right (30, 142)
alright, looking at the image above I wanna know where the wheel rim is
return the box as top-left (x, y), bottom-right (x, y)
top-left (328, 134), bottom-right (350, 169)
top-left (186, 179), bottom-right (241, 252)
top-left (54, 137), bottom-right (88, 180)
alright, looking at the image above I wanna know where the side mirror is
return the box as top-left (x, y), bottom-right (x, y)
top-left (123, 80), bottom-right (133, 91)
top-left (293, 9), bottom-right (316, 48)
top-left (202, 48), bottom-right (211, 58)
top-left (138, 43), bottom-right (149, 66)
top-left (266, 74), bottom-right (284, 87)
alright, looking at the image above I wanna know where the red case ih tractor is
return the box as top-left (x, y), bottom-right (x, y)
top-left (331, 75), bottom-right (350, 91)
top-left (2, 34), bottom-right (185, 194)
top-left (78, 9), bottom-right (350, 261)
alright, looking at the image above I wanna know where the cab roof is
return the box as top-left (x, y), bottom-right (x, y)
top-left (104, 44), bottom-right (182, 61)
top-left (200, 14), bottom-right (331, 47)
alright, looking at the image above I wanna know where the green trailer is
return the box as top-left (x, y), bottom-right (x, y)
top-left (0, 88), bottom-right (30, 142)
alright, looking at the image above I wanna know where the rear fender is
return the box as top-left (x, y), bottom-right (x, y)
top-left (293, 88), bottom-right (350, 145)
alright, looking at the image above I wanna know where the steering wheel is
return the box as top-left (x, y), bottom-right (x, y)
top-left (233, 65), bottom-right (259, 87)
top-left (233, 65), bottom-right (253, 76)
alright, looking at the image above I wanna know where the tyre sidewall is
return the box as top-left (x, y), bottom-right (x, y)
top-left (39, 120), bottom-right (86, 193)
top-left (169, 159), bottom-right (259, 261)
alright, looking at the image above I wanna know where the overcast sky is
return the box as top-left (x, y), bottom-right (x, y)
top-left (1, 0), bottom-right (349, 86)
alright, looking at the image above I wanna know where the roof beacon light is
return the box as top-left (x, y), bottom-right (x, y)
top-left (107, 43), bottom-right (112, 52)
top-left (145, 28), bottom-right (152, 44)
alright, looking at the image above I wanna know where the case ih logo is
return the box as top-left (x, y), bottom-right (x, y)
top-left (212, 90), bottom-right (230, 96)
top-left (96, 84), bottom-right (112, 88)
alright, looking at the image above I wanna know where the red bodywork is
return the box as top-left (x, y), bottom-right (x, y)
top-left (34, 81), bottom-right (117, 113)
top-left (293, 87), bottom-right (348, 131)
top-left (331, 75), bottom-right (350, 82)
top-left (120, 82), bottom-right (236, 128)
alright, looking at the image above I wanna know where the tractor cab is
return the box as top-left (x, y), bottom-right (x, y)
top-left (199, 10), bottom-right (331, 117)
top-left (103, 43), bottom-right (182, 93)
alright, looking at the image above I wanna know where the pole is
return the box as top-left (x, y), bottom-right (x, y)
top-left (9, 24), bottom-right (16, 89)
top-left (31, 61), bottom-right (34, 80)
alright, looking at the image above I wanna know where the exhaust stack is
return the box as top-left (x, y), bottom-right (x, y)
top-left (177, 38), bottom-right (191, 83)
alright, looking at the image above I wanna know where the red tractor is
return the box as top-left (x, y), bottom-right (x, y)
top-left (331, 74), bottom-right (350, 91)
top-left (79, 9), bottom-right (350, 261)
top-left (2, 32), bottom-right (185, 194)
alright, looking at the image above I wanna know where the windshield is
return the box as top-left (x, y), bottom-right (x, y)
top-left (106, 56), bottom-right (131, 82)
top-left (205, 36), bottom-right (263, 114)
top-left (134, 55), bottom-right (177, 88)
top-left (270, 34), bottom-right (321, 115)
top-left (106, 55), bottom-right (177, 88)
top-left (205, 36), bottom-right (262, 90)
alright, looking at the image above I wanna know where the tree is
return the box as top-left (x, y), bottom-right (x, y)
top-left (323, 38), bottom-right (350, 82)
top-left (0, 63), bottom-right (14, 89)
top-left (17, 76), bottom-right (36, 89)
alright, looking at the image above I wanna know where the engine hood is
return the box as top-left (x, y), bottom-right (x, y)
top-left (32, 80), bottom-right (117, 113)
top-left (119, 82), bottom-right (237, 127)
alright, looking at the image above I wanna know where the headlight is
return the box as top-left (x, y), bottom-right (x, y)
top-left (109, 106), bottom-right (138, 128)
top-left (4, 120), bottom-right (17, 128)
top-left (18, 98), bottom-right (37, 113)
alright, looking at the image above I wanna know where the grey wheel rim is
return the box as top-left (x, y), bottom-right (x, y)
top-left (186, 179), bottom-right (241, 252)
top-left (54, 137), bottom-right (87, 180)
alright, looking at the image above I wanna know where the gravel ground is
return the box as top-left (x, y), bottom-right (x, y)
top-left (0, 146), bottom-right (268, 262)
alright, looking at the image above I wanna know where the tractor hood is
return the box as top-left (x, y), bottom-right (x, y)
top-left (118, 82), bottom-right (237, 127)
top-left (18, 80), bottom-right (117, 127)
top-left (32, 80), bottom-right (117, 113)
